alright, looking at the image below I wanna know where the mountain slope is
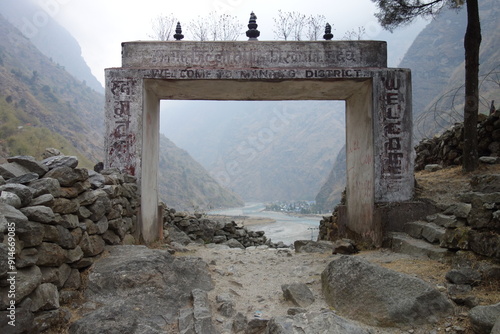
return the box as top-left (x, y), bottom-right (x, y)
top-left (0, 12), bottom-right (104, 166)
top-left (316, 0), bottom-right (500, 212)
top-left (0, 12), bottom-right (242, 210)
top-left (0, 0), bottom-right (103, 93)
top-left (161, 101), bottom-right (346, 202)
top-left (400, 0), bottom-right (500, 139)
top-left (158, 135), bottom-right (243, 210)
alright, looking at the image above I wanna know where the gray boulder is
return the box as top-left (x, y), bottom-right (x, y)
top-left (69, 245), bottom-right (213, 334)
top-left (0, 203), bottom-right (28, 225)
top-left (0, 162), bottom-right (30, 179)
top-left (29, 177), bottom-right (61, 197)
top-left (42, 155), bottom-right (78, 170)
top-left (469, 302), bottom-right (500, 334)
top-left (0, 191), bottom-right (22, 208)
top-left (265, 310), bottom-right (372, 334)
top-left (224, 238), bottom-right (245, 249)
top-left (294, 240), bottom-right (334, 253)
top-left (321, 256), bottom-right (454, 327)
top-left (28, 283), bottom-right (60, 312)
top-left (492, 315), bottom-right (500, 334)
top-left (445, 268), bottom-right (482, 286)
top-left (7, 155), bottom-right (49, 176)
top-left (0, 184), bottom-right (33, 207)
top-left (44, 166), bottom-right (87, 187)
top-left (20, 205), bottom-right (55, 223)
top-left (281, 283), bottom-right (315, 308)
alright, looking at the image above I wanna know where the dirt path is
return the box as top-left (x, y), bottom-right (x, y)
top-left (177, 243), bottom-right (478, 334)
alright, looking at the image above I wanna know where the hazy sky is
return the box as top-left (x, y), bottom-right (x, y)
top-left (43, 0), bottom-right (391, 85)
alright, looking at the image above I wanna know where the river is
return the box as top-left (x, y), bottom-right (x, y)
top-left (209, 203), bottom-right (321, 245)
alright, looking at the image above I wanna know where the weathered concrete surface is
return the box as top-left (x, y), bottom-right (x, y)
top-left (122, 41), bottom-right (388, 69)
top-left (105, 41), bottom-right (413, 245)
top-left (372, 70), bottom-right (414, 203)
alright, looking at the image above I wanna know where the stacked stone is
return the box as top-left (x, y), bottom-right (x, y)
top-left (415, 110), bottom-right (500, 170)
top-left (318, 190), bottom-right (345, 241)
top-left (0, 153), bottom-right (138, 332)
top-left (163, 208), bottom-right (272, 248)
top-left (440, 174), bottom-right (500, 259)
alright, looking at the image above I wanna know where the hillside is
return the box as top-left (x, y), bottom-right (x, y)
top-left (401, 0), bottom-right (500, 140)
top-left (0, 13), bottom-right (104, 167)
top-left (0, 0), bottom-right (103, 93)
top-left (0, 12), bottom-right (245, 210)
top-left (161, 101), bottom-right (346, 202)
top-left (158, 134), bottom-right (243, 210)
top-left (316, 0), bottom-right (500, 212)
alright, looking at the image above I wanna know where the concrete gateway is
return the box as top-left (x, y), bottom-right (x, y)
top-left (104, 40), bottom-right (413, 245)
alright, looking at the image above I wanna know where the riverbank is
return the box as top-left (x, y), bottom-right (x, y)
top-left (208, 203), bottom-right (322, 244)
top-left (206, 214), bottom-right (276, 227)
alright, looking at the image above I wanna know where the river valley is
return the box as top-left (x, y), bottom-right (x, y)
top-left (209, 202), bottom-right (322, 245)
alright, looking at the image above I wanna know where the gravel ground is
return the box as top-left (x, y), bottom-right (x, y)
top-left (176, 243), bottom-right (476, 334)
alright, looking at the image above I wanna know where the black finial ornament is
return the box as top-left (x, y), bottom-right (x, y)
top-left (246, 12), bottom-right (260, 41)
top-left (174, 22), bottom-right (184, 41)
top-left (323, 23), bottom-right (333, 40)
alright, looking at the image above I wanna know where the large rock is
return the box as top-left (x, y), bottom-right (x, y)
top-left (281, 283), bottom-right (315, 308)
top-left (69, 245), bottom-right (213, 334)
top-left (20, 205), bottom-right (55, 223)
top-left (7, 156), bottom-right (49, 176)
top-left (78, 233), bottom-right (105, 257)
top-left (29, 177), bottom-right (61, 197)
top-left (42, 155), bottom-right (78, 170)
top-left (28, 283), bottom-right (60, 312)
top-left (192, 288), bottom-right (217, 334)
top-left (0, 162), bottom-right (30, 179)
top-left (445, 268), bottom-right (482, 285)
top-left (294, 240), bottom-right (334, 253)
top-left (51, 198), bottom-right (79, 214)
top-left (16, 265), bottom-right (43, 302)
top-left (44, 166), bottom-right (87, 187)
top-left (469, 230), bottom-right (500, 258)
top-left (16, 221), bottom-right (44, 247)
top-left (0, 203), bottom-right (28, 224)
top-left (265, 310), bottom-right (372, 334)
top-left (0, 303), bottom-right (36, 334)
top-left (469, 302), bottom-right (500, 334)
top-left (0, 191), bottom-right (22, 208)
top-left (0, 184), bottom-right (33, 207)
top-left (471, 174), bottom-right (500, 193)
top-left (321, 256), bottom-right (454, 327)
top-left (36, 242), bottom-right (68, 267)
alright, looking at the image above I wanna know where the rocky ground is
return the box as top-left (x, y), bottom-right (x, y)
top-left (175, 244), bottom-right (454, 334)
top-left (61, 164), bottom-right (500, 334)
top-left (168, 164), bottom-right (500, 334)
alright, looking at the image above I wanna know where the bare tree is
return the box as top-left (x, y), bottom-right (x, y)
top-left (212, 12), bottom-right (243, 41)
top-left (342, 26), bottom-right (366, 40)
top-left (305, 14), bottom-right (327, 40)
top-left (274, 11), bottom-right (330, 41)
top-left (189, 15), bottom-right (208, 41)
top-left (189, 12), bottom-right (242, 41)
top-left (273, 9), bottom-right (294, 40)
top-left (290, 11), bottom-right (307, 41)
top-left (149, 14), bottom-right (177, 41)
top-left (372, 0), bottom-right (481, 172)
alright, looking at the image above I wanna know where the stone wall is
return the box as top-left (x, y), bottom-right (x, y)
top-left (0, 153), bottom-right (138, 332)
top-left (440, 174), bottom-right (500, 259)
top-left (319, 110), bottom-right (500, 259)
top-left (415, 110), bottom-right (500, 170)
top-left (163, 207), bottom-right (286, 249)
